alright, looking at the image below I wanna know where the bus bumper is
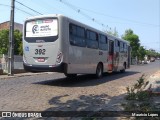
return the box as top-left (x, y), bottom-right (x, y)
top-left (23, 62), bottom-right (65, 73)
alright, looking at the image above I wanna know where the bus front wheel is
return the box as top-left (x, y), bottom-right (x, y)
top-left (96, 63), bottom-right (103, 78)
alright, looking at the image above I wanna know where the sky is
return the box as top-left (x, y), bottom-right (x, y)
top-left (0, 0), bottom-right (160, 52)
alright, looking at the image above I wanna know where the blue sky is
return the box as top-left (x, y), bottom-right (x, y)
top-left (0, 0), bottom-right (160, 52)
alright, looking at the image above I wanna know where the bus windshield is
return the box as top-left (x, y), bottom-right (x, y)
top-left (25, 18), bottom-right (58, 42)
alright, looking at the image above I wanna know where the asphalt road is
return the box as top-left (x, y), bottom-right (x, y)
top-left (0, 61), bottom-right (160, 117)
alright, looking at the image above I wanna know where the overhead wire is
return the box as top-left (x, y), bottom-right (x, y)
top-left (0, 3), bottom-right (34, 16)
top-left (79, 7), bottom-right (160, 28)
top-left (1, 0), bottom-right (159, 52)
top-left (15, 0), bottom-right (43, 15)
top-left (57, 0), bottom-right (110, 30)
top-left (57, 0), bottom-right (160, 28)
top-left (11, 0), bottom-right (160, 30)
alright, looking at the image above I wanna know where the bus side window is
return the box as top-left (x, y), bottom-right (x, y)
top-left (99, 34), bottom-right (108, 51)
top-left (86, 30), bottom-right (98, 49)
top-left (115, 40), bottom-right (120, 52)
top-left (118, 40), bottom-right (120, 47)
top-left (123, 43), bottom-right (126, 51)
top-left (69, 23), bottom-right (86, 47)
top-left (120, 41), bottom-right (124, 52)
top-left (69, 24), bottom-right (76, 35)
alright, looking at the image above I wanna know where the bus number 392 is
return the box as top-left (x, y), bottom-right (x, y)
top-left (35, 49), bottom-right (46, 55)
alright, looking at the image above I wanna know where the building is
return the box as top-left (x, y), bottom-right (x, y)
top-left (0, 21), bottom-right (23, 32)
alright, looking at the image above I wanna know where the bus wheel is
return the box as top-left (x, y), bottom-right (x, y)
top-left (96, 63), bottom-right (103, 78)
top-left (64, 73), bottom-right (77, 78)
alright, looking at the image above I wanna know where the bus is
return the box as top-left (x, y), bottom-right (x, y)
top-left (23, 14), bottom-right (131, 78)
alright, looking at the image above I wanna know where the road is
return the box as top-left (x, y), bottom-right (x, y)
top-left (0, 61), bottom-right (160, 114)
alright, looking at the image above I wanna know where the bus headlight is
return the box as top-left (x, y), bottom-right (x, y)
top-left (56, 52), bottom-right (63, 64)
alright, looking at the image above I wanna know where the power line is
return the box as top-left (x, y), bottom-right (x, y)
top-left (79, 7), bottom-right (160, 27)
top-left (0, 3), bottom-right (10, 7)
top-left (15, 0), bottom-right (43, 15)
top-left (0, 4), bottom-right (34, 16)
top-left (56, 0), bottom-right (110, 30)
top-left (57, 0), bottom-right (160, 28)
top-left (16, 7), bottom-right (34, 16)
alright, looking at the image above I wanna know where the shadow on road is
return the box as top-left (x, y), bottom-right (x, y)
top-left (41, 93), bottom-right (126, 119)
top-left (34, 71), bottom-right (139, 87)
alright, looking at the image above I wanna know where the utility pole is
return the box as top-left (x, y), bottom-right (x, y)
top-left (8, 0), bottom-right (15, 76)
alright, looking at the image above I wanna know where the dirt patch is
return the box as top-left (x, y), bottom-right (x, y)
top-left (150, 71), bottom-right (160, 79)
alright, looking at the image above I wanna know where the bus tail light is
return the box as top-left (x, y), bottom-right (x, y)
top-left (56, 52), bottom-right (63, 64)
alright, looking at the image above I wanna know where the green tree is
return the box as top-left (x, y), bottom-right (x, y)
top-left (122, 29), bottom-right (140, 58)
top-left (146, 49), bottom-right (160, 58)
top-left (0, 29), bottom-right (9, 54)
top-left (138, 46), bottom-right (146, 60)
top-left (14, 29), bottom-right (23, 55)
top-left (105, 27), bottom-right (119, 37)
top-left (0, 29), bottom-right (22, 55)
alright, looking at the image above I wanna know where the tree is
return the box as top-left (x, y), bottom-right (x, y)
top-left (122, 29), bottom-right (140, 58)
top-left (0, 29), bottom-right (23, 55)
top-left (146, 49), bottom-right (160, 59)
top-left (0, 29), bottom-right (9, 54)
top-left (105, 27), bottom-right (119, 37)
top-left (138, 46), bottom-right (146, 60)
top-left (14, 29), bottom-right (23, 55)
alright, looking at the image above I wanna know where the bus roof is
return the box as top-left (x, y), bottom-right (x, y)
top-left (25, 14), bottom-right (64, 20)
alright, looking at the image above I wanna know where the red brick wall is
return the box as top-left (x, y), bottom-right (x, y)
top-left (0, 21), bottom-right (23, 32)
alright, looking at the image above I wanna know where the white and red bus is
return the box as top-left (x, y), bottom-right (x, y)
top-left (23, 14), bottom-right (131, 78)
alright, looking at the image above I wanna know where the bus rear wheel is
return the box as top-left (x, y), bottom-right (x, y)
top-left (96, 63), bottom-right (103, 78)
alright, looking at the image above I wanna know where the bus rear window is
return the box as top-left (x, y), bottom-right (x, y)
top-left (25, 18), bottom-right (58, 38)
top-left (24, 18), bottom-right (58, 43)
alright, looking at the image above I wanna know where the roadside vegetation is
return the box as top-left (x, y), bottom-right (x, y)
top-left (107, 28), bottom-right (160, 61)
top-left (122, 75), bottom-right (160, 120)
top-left (0, 29), bottom-right (22, 55)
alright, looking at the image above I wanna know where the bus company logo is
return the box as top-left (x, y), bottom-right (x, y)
top-left (32, 25), bottom-right (39, 34)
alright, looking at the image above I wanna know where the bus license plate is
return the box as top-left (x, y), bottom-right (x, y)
top-left (37, 58), bottom-right (45, 62)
